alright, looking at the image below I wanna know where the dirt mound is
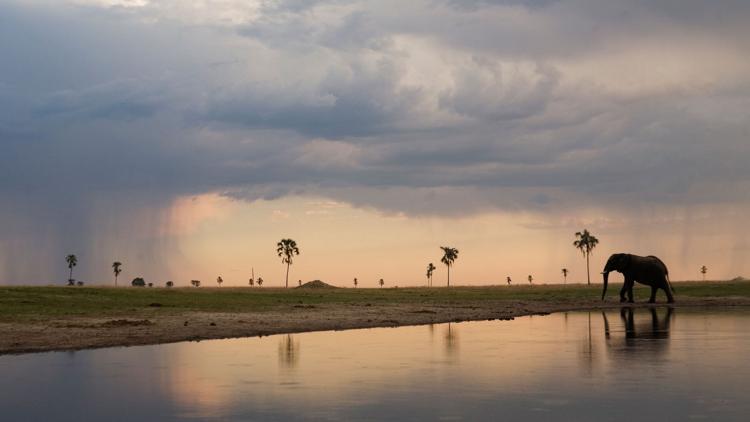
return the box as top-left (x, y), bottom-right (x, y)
top-left (297, 280), bottom-right (337, 289)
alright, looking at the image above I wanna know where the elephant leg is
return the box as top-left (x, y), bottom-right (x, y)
top-left (620, 278), bottom-right (635, 303)
top-left (627, 283), bottom-right (634, 303)
top-left (649, 286), bottom-right (657, 303)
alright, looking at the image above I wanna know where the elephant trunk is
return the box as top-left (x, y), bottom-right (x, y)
top-left (601, 271), bottom-right (609, 300)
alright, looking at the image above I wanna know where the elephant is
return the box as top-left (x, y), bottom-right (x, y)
top-left (601, 253), bottom-right (675, 303)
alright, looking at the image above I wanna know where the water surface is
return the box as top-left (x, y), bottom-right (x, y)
top-left (1, 308), bottom-right (749, 421)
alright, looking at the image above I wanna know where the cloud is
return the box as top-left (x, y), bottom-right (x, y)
top-left (1, 0), bottom-right (750, 282)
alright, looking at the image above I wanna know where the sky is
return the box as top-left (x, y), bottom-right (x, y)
top-left (1, 0), bottom-right (749, 286)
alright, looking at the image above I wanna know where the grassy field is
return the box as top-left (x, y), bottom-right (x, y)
top-left (1, 281), bottom-right (748, 323)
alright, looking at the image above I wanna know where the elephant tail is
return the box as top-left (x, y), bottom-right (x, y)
top-left (666, 273), bottom-right (676, 293)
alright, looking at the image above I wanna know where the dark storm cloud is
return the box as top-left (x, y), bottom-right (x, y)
top-left (1, 0), bottom-right (750, 281)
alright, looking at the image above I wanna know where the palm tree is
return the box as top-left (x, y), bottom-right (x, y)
top-left (573, 229), bottom-right (600, 286)
top-left (528, 275), bottom-right (533, 285)
top-left (700, 265), bottom-right (708, 281)
top-left (298, 279), bottom-right (302, 287)
top-left (379, 278), bottom-right (385, 288)
top-left (276, 239), bottom-right (300, 288)
top-left (217, 276), bottom-right (223, 287)
top-left (249, 278), bottom-right (254, 286)
top-left (257, 277), bottom-right (264, 287)
top-left (112, 261), bottom-right (122, 287)
top-left (440, 247), bottom-right (459, 287)
top-left (562, 268), bottom-right (569, 285)
top-left (426, 263), bottom-right (436, 287)
top-left (353, 278), bottom-right (358, 288)
top-left (65, 254), bottom-right (78, 285)
top-left (506, 276), bottom-right (511, 285)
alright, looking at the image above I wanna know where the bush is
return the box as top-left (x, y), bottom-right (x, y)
top-left (166, 281), bottom-right (174, 288)
top-left (132, 277), bottom-right (146, 287)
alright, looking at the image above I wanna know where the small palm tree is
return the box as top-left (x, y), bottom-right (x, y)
top-left (426, 263), bottom-right (436, 287)
top-left (353, 278), bottom-right (358, 288)
top-left (574, 229), bottom-right (599, 285)
top-left (216, 276), bottom-right (223, 287)
top-left (112, 261), bottom-right (122, 287)
top-left (562, 268), bottom-right (569, 285)
top-left (65, 254), bottom-right (78, 285)
top-left (379, 278), bottom-right (384, 288)
top-left (528, 275), bottom-right (533, 285)
top-left (700, 265), bottom-right (708, 281)
top-left (276, 239), bottom-right (300, 288)
top-left (506, 276), bottom-right (511, 285)
top-left (257, 277), bottom-right (264, 287)
top-left (440, 247), bottom-right (459, 287)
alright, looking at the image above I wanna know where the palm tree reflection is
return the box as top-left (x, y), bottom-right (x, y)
top-left (444, 323), bottom-right (459, 361)
top-left (278, 334), bottom-right (300, 369)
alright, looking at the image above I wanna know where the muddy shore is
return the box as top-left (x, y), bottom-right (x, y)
top-left (2, 296), bottom-right (748, 355)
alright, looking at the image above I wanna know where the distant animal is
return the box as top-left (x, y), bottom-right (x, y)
top-left (601, 253), bottom-right (674, 303)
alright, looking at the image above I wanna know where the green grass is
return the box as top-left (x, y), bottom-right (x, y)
top-left (0, 281), bottom-right (748, 322)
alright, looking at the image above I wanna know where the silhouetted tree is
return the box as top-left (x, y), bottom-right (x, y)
top-left (147, 282), bottom-right (153, 287)
top-left (76, 281), bottom-right (84, 286)
top-left (528, 275), bottom-right (533, 285)
top-left (353, 277), bottom-right (358, 288)
top-left (379, 278), bottom-right (384, 288)
top-left (440, 246), bottom-right (459, 287)
top-left (249, 278), bottom-right (255, 286)
top-left (562, 268), bottom-right (569, 284)
top-left (506, 276), bottom-right (511, 285)
top-left (191, 280), bottom-right (201, 287)
top-left (166, 281), bottom-right (174, 288)
top-left (257, 277), bottom-right (264, 287)
top-left (426, 263), bottom-right (436, 287)
top-left (276, 238), bottom-right (300, 288)
top-left (65, 254), bottom-right (78, 285)
top-left (112, 261), bottom-right (122, 287)
top-left (574, 229), bottom-right (599, 286)
top-left (216, 276), bottom-right (223, 287)
top-left (298, 279), bottom-right (302, 287)
top-left (132, 277), bottom-right (146, 287)
top-left (700, 265), bottom-right (708, 281)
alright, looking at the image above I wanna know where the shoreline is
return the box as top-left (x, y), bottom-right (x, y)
top-left (2, 291), bottom-right (749, 355)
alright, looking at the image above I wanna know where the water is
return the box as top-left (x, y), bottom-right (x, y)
top-left (1, 308), bottom-right (749, 421)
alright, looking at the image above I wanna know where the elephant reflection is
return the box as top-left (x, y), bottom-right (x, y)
top-left (602, 307), bottom-right (674, 361)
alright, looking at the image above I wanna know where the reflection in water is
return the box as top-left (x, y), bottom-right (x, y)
top-left (278, 334), bottom-right (300, 369)
top-left (1, 309), bottom-right (749, 421)
top-left (602, 307), bottom-right (674, 362)
top-left (444, 323), bottom-right (459, 360)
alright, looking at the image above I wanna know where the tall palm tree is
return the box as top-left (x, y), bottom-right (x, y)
top-left (353, 277), bottom-right (358, 288)
top-left (528, 275), bottom-right (533, 285)
top-left (426, 263), bottom-right (436, 287)
top-left (65, 254), bottom-right (78, 285)
top-left (379, 278), bottom-right (384, 288)
top-left (561, 268), bottom-right (569, 285)
top-left (573, 229), bottom-right (599, 286)
top-left (700, 265), bottom-right (708, 281)
top-left (440, 247), bottom-right (459, 287)
top-left (217, 276), bottom-right (223, 287)
top-left (112, 261), bottom-right (122, 287)
top-left (276, 239), bottom-right (300, 288)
